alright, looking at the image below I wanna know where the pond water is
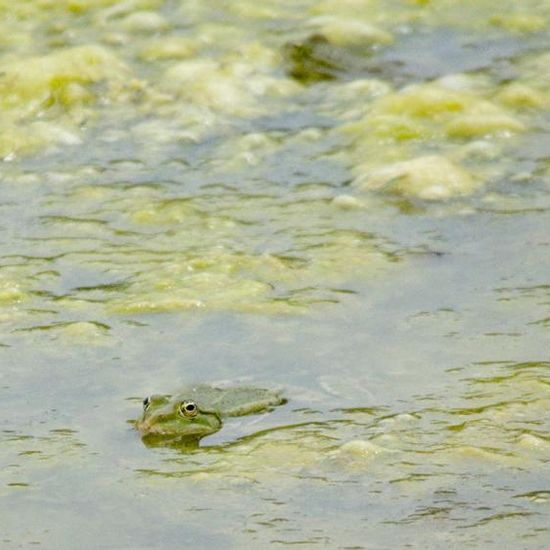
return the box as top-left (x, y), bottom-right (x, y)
top-left (1, 1), bottom-right (549, 547)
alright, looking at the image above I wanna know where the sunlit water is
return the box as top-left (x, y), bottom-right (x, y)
top-left (1, 1), bottom-right (549, 547)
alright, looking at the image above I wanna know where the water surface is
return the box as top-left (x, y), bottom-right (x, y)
top-left (1, 1), bottom-right (549, 547)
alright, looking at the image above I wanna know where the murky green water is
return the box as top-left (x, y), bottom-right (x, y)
top-left (1, 1), bottom-right (550, 547)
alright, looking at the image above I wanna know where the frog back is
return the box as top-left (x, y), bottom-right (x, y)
top-left (181, 385), bottom-right (284, 417)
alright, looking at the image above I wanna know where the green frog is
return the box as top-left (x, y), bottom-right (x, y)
top-left (136, 385), bottom-right (285, 446)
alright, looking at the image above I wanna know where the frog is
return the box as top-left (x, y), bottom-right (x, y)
top-left (136, 385), bottom-right (285, 447)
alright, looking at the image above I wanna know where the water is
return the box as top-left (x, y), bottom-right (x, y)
top-left (1, 1), bottom-right (550, 547)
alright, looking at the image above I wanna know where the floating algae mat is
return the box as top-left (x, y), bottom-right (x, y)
top-left (1, 0), bottom-right (550, 547)
top-left (0, 0), bottom-right (549, 331)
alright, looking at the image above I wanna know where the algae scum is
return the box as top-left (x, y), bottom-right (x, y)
top-left (1, 1), bottom-right (550, 547)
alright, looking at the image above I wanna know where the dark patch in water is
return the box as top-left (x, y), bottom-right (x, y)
top-left (284, 27), bottom-right (548, 86)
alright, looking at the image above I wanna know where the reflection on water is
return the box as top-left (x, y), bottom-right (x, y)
top-left (1, 0), bottom-right (550, 547)
top-left (0, 428), bottom-right (87, 491)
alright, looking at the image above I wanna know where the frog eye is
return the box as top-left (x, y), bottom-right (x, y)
top-left (179, 401), bottom-right (198, 418)
top-left (143, 397), bottom-right (151, 411)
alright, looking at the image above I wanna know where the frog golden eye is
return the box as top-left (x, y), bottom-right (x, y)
top-left (143, 397), bottom-right (151, 411)
top-left (179, 401), bottom-right (198, 418)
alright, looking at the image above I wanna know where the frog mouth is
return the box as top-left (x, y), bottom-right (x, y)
top-left (137, 421), bottom-right (216, 438)
top-left (136, 411), bottom-right (222, 442)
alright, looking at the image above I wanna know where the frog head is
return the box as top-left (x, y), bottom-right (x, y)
top-left (136, 394), bottom-right (222, 445)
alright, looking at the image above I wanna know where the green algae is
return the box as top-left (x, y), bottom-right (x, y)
top-left (0, 45), bottom-right (132, 158)
top-left (0, 1), bottom-right (550, 546)
top-left (0, 0), bottom-right (547, 326)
